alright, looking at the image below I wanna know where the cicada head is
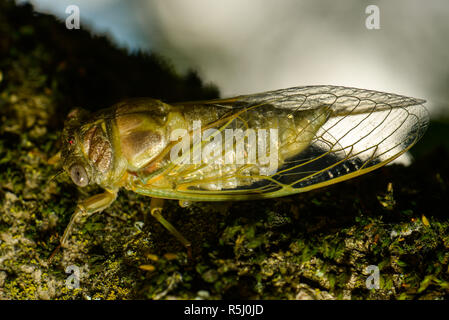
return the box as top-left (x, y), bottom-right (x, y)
top-left (60, 108), bottom-right (113, 188)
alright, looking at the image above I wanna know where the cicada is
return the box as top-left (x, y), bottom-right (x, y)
top-left (50, 85), bottom-right (428, 255)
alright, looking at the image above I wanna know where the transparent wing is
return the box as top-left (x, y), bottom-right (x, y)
top-left (139, 86), bottom-right (430, 200)
top-left (176, 85), bottom-right (426, 112)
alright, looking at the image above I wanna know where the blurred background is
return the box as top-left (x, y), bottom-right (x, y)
top-left (17, 0), bottom-right (449, 119)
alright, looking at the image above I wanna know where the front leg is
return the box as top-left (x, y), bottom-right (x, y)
top-left (60, 189), bottom-right (118, 248)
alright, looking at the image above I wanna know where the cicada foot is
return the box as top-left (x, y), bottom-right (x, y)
top-left (150, 197), bottom-right (192, 259)
top-left (48, 190), bottom-right (117, 262)
top-left (178, 200), bottom-right (192, 208)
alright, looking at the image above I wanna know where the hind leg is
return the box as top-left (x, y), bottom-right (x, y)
top-left (150, 198), bottom-right (192, 257)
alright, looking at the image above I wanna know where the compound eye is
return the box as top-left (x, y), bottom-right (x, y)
top-left (69, 164), bottom-right (89, 187)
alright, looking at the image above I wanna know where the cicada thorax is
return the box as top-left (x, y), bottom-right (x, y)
top-left (112, 99), bottom-right (223, 171)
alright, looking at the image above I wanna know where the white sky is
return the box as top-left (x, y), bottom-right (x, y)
top-left (19, 0), bottom-right (449, 118)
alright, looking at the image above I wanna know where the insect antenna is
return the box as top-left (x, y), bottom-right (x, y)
top-left (48, 169), bottom-right (65, 183)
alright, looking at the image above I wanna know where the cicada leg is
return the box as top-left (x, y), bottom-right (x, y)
top-left (150, 197), bottom-right (192, 258)
top-left (49, 190), bottom-right (117, 262)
